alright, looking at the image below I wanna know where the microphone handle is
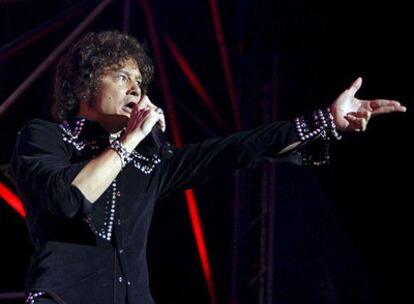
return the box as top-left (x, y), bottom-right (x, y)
top-left (151, 125), bottom-right (174, 158)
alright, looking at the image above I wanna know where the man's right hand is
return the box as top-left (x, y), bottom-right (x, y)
top-left (121, 95), bottom-right (165, 152)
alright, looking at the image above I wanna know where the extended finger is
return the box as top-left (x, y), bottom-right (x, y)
top-left (373, 107), bottom-right (406, 116)
top-left (371, 99), bottom-right (401, 108)
top-left (364, 100), bottom-right (406, 116)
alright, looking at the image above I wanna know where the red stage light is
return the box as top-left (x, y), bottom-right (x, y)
top-left (0, 182), bottom-right (26, 218)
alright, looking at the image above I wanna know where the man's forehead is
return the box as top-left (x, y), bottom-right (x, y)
top-left (103, 58), bottom-right (141, 75)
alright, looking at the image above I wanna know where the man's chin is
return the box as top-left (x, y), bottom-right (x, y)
top-left (101, 114), bottom-right (129, 132)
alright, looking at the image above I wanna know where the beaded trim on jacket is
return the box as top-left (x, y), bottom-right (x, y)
top-left (84, 179), bottom-right (118, 241)
top-left (59, 117), bottom-right (162, 174)
top-left (59, 117), bottom-right (162, 241)
top-left (26, 291), bottom-right (46, 304)
top-left (60, 118), bottom-right (86, 150)
top-left (294, 107), bottom-right (341, 166)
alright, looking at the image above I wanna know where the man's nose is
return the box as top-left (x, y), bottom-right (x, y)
top-left (127, 82), bottom-right (141, 96)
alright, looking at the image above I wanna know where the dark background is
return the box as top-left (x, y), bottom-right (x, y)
top-left (0, 0), bottom-right (412, 303)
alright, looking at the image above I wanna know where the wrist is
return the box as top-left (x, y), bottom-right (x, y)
top-left (120, 132), bottom-right (145, 153)
top-left (109, 139), bottom-right (132, 169)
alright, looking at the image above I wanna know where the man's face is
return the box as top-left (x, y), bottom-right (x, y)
top-left (90, 58), bottom-right (143, 127)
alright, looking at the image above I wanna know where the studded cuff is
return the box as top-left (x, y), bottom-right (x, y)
top-left (295, 107), bottom-right (341, 142)
top-left (294, 107), bottom-right (341, 165)
top-left (110, 139), bottom-right (132, 169)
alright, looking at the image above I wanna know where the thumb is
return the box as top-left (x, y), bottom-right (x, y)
top-left (348, 77), bottom-right (363, 96)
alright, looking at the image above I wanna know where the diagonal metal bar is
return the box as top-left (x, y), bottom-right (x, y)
top-left (138, 1), bottom-right (218, 303)
top-left (0, 0), bottom-right (94, 61)
top-left (209, 0), bottom-right (241, 130)
top-left (0, 0), bottom-right (113, 118)
top-left (164, 33), bottom-right (229, 133)
top-left (137, 0), bottom-right (181, 146)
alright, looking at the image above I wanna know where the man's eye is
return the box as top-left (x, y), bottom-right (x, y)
top-left (118, 75), bottom-right (127, 82)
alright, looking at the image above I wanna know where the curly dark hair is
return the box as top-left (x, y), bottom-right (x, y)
top-left (52, 30), bottom-right (154, 122)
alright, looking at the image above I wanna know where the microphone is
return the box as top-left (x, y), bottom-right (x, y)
top-left (151, 125), bottom-right (174, 158)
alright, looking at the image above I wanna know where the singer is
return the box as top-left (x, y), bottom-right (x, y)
top-left (9, 31), bottom-right (405, 304)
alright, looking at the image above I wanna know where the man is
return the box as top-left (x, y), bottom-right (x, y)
top-left (9, 30), bottom-right (406, 304)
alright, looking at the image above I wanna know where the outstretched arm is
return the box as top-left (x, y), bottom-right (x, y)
top-left (331, 77), bottom-right (406, 132)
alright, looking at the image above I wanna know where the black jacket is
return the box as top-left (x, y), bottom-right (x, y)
top-left (9, 117), bottom-right (304, 304)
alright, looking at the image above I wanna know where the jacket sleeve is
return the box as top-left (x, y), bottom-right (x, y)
top-left (157, 120), bottom-right (300, 199)
top-left (9, 120), bottom-right (89, 218)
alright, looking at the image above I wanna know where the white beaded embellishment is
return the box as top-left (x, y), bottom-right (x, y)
top-left (60, 118), bottom-right (86, 150)
top-left (294, 107), bottom-right (341, 142)
top-left (85, 179), bottom-right (118, 241)
top-left (26, 291), bottom-right (46, 304)
top-left (110, 139), bottom-right (132, 169)
top-left (130, 150), bottom-right (161, 174)
top-left (294, 107), bottom-right (341, 166)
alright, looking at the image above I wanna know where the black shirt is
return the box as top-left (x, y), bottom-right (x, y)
top-left (9, 117), bottom-right (303, 304)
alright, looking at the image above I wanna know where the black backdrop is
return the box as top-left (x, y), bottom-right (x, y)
top-left (1, 0), bottom-right (412, 303)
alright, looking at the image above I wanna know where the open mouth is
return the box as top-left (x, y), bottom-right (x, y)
top-left (122, 102), bottom-right (136, 114)
top-left (125, 102), bottom-right (136, 109)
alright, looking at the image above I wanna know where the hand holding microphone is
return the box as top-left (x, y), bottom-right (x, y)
top-left (122, 96), bottom-right (173, 158)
